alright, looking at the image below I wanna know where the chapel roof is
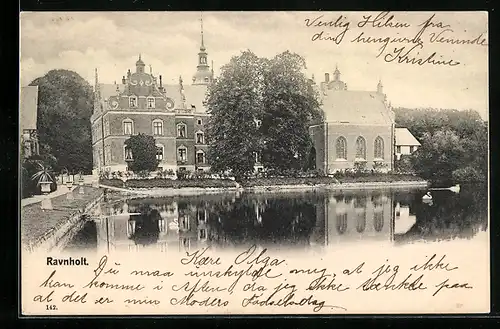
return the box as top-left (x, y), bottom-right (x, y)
top-left (20, 86), bottom-right (39, 132)
top-left (395, 128), bottom-right (421, 146)
top-left (320, 90), bottom-right (393, 125)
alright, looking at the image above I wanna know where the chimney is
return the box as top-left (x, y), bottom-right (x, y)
top-left (325, 73), bottom-right (330, 82)
top-left (122, 76), bottom-right (126, 84)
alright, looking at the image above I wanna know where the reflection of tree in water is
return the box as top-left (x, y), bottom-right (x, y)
top-left (129, 204), bottom-right (160, 246)
top-left (397, 184), bottom-right (487, 241)
top-left (206, 195), bottom-right (318, 246)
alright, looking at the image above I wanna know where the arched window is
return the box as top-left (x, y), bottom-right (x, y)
top-left (129, 96), bottom-right (137, 108)
top-left (177, 123), bottom-right (187, 138)
top-left (156, 144), bottom-right (164, 161)
top-left (355, 136), bottom-right (366, 160)
top-left (336, 213), bottom-right (347, 234)
top-left (336, 136), bottom-right (347, 160)
top-left (122, 119), bottom-right (134, 135)
top-left (147, 97), bottom-right (156, 109)
top-left (152, 119), bottom-right (163, 136)
top-left (374, 136), bottom-right (384, 160)
top-left (196, 150), bottom-right (205, 164)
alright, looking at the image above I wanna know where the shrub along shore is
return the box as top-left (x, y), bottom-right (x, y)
top-left (100, 173), bottom-right (425, 190)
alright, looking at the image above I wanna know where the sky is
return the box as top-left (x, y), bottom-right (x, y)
top-left (20, 11), bottom-right (489, 119)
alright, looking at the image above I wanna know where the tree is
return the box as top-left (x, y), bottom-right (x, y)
top-left (261, 51), bottom-right (321, 171)
top-left (205, 50), bottom-right (265, 180)
top-left (29, 69), bottom-right (94, 173)
top-left (206, 50), bottom-right (322, 179)
top-left (124, 133), bottom-right (159, 172)
top-left (411, 129), bottom-right (465, 184)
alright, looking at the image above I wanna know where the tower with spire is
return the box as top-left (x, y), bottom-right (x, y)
top-left (192, 13), bottom-right (214, 85)
top-left (322, 64), bottom-right (347, 91)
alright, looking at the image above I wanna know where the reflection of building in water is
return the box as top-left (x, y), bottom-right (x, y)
top-left (394, 202), bottom-right (417, 235)
top-left (315, 192), bottom-right (395, 245)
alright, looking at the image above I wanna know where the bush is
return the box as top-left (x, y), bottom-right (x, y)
top-left (452, 166), bottom-right (484, 183)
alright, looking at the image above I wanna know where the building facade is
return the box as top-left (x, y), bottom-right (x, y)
top-left (310, 67), bottom-right (396, 173)
top-left (20, 86), bottom-right (40, 159)
top-left (395, 127), bottom-right (421, 160)
top-left (91, 30), bottom-right (214, 174)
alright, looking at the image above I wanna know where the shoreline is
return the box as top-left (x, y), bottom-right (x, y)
top-left (107, 180), bottom-right (429, 198)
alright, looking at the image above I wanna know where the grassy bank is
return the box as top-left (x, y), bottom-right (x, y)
top-left (21, 186), bottom-right (103, 247)
top-left (100, 174), bottom-right (424, 190)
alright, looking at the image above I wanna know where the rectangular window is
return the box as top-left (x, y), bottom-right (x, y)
top-left (396, 146), bottom-right (401, 153)
top-left (196, 133), bottom-right (204, 144)
top-left (197, 119), bottom-right (202, 125)
top-left (196, 152), bottom-right (205, 164)
top-left (178, 148), bottom-right (187, 162)
top-left (123, 122), bottom-right (133, 135)
top-left (177, 125), bottom-right (186, 138)
top-left (153, 121), bottom-right (163, 135)
top-left (124, 147), bottom-right (133, 161)
top-left (156, 146), bottom-right (163, 160)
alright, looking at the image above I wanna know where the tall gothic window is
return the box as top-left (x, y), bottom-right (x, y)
top-left (152, 119), bottom-right (163, 136)
top-left (336, 213), bottom-right (347, 234)
top-left (336, 136), bottom-right (347, 160)
top-left (374, 212), bottom-right (384, 232)
top-left (355, 136), bottom-right (366, 160)
top-left (374, 136), bottom-right (384, 159)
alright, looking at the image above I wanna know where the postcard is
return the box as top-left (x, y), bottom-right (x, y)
top-left (19, 11), bottom-right (489, 315)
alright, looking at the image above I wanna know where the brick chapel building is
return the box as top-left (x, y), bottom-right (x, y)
top-left (309, 66), bottom-right (396, 173)
top-left (91, 29), bottom-right (214, 174)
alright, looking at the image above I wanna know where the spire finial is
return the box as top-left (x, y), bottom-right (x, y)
top-left (201, 12), bottom-right (204, 47)
top-left (139, 53), bottom-right (142, 61)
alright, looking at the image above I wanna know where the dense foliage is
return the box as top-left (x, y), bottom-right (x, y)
top-left (29, 69), bottom-right (94, 173)
top-left (206, 50), bottom-right (321, 180)
top-left (394, 107), bottom-right (488, 184)
top-left (124, 133), bottom-right (160, 172)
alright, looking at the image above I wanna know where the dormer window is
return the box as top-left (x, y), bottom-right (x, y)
top-left (177, 123), bottom-right (187, 138)
top-left (129, 96), bottom-right (137, 108)
top-left (147, 97), bottom-right (155, 109)
top-left (255, 119), bottom-right (262, 128)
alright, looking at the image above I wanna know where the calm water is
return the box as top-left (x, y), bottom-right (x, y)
top-left (64, 184), bottom-right (488, 254)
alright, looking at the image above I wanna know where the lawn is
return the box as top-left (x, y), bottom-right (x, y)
top-left (21, 186), bottom-right (103, 247)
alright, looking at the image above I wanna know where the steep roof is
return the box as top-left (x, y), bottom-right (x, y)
top-left (320, 90), bottom-right (393, 125)
top-left (395, 128), bottom-right (421, 146)
top-left (20, 86), bottom-right (39, 132)
top-left (98, 83), bottom-right (208, 113)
